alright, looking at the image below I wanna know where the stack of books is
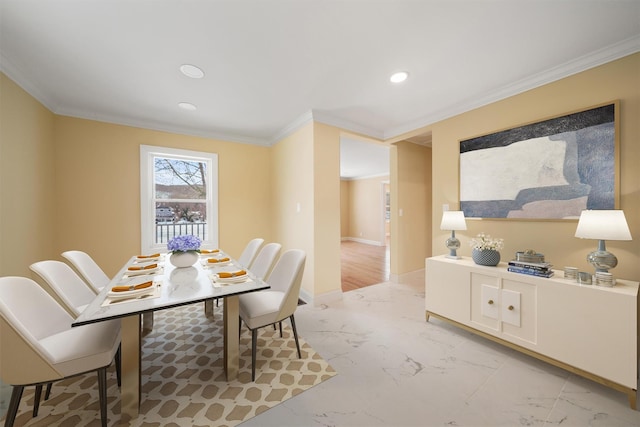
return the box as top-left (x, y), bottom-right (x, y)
top-left (507, 251), bottom-right (554, 278)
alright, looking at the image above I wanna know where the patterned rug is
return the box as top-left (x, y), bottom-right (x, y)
top-left (5, 303), bottom-right (336, 426)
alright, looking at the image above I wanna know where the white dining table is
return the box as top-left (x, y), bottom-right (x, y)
top-left (72, 250), bottom-right (269, 418)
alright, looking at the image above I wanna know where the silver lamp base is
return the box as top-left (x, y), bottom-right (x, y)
top-left (587, 240), bottom-right (618, 273)
top-left (445, 233), bottom-right (461, 259)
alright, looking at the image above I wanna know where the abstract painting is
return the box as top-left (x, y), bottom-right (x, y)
top-left (459, 102), bottom-right (618, 220)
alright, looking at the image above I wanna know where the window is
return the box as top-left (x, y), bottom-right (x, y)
top-left (140, 145), bottom-right (218, 254)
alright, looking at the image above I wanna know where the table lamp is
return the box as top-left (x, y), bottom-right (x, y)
top-left (574, 210), bottom-right (632, 273)
top-left (440, 211), bottom-right (467, 259)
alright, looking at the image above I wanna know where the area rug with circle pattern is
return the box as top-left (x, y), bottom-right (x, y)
top-left (4, 302), bottom-right (336, 426)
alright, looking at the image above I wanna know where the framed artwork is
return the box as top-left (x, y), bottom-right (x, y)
top-left (459, 101), bottom-right (618, 220)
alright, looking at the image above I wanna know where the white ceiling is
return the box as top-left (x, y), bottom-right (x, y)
top-left (1, 1), bottom-right (639, 178)
top-left (340, 138), bottom-right (390, 180)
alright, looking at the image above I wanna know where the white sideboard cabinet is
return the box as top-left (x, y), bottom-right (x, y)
top-left (425, 255), bottom-right (639, 409)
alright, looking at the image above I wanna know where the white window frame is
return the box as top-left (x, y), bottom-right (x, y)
top-left (140, 145), bottom-right (219, 254)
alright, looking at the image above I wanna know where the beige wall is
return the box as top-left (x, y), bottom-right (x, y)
top-left (342, 175), bottom-right (389, 244)
top-left (431, 52), bottom-right (640, 281)
top-left (270, 122), bottom-right (316, 297)
top-left (52, 117), bottom-right (273, 276)
top-left (340, 179), bottom-right (350, 237)
top-left (0, 74), bottom-right (56, 277)
top-left (312, 123), bottom-right (342, 299)
top-left (392, 141), bottom-right (432, 274)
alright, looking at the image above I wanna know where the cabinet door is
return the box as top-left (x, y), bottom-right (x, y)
top-left (471, 273), bottom-right (500, 331)
top-left (502, 279), bottom-right (537, 345)
top-left (501, 289), bottom-right (520, 327)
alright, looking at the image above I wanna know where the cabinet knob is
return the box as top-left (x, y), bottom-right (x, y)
top-left (488, 299), bottom-right (494, 305)
top-left (508, 305), bottom-right (514, 311)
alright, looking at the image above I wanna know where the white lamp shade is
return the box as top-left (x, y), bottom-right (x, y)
top-left (575, 210), bottom-right (632, 241)
top-left (440, 211), bottom-right (467, 231)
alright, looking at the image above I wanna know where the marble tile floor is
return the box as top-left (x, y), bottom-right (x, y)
top-left (243, 270), bottom-right (640, 427)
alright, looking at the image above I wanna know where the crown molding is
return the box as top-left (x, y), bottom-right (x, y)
top-left (55, 107), bottom-right (271, 146)
top-left (267, 109), bottom-right (385, 146)
top-left (0, 53), bottom-right (59, 113)
top-left (384, 35), bottom-right (640, 140)
top-left (311, 110), bottom-right (385, 141)
top-left (267, 110), bottom-right (314, 145)
top-left (340, 172), bottom-right (390, 181)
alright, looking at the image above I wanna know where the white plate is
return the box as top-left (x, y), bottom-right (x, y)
top-left (124, 266), bottom-right (160, 276)
top-left (204, 259), bottom-right (231, 267)
top-left (107, 285), bottom-right (154, 300)
top-left (135, 255), bottom-right (161, 262)
top-left (215, 273), bottom-right (249, 283)
top-left (199, 251), bottom-right (222, 258)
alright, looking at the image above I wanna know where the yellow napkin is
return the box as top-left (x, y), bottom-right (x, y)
top-left (217, 270), bottom-right (246, 278)
top-left (128, 263), bottom-right (158, 271)
top-left (111, 281), bottom-right (153, 292)
top-left (207, 257), bottom-right (230, 263)
top-left (200, 249), bottom-right (220, 254)
top-left (137, 253), bottom-right (160, 259)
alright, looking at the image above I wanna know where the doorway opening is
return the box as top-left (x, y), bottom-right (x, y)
top-left (339, 137), bottom-right (390, 292)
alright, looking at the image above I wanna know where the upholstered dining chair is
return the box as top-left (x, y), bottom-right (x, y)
top-left (249, 242), bottom-right (282, 280)
top-left (0, 276), bottom-right (121, 427)
top-left (236, 238), bottom-right (264, 268)
top-left (239, 249), bottom-right (306, 381)
top-left (28, 260), bottom-right (122, 412)
top-left (29, 260), bottom-right (98, 317)
top-left (61, 250), bottom-right (110, 293)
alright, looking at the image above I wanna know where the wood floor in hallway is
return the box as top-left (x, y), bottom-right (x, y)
top-left (340, 240), bottom-right (389, 292)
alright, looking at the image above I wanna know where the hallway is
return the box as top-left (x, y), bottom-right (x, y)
top-left (340, 240), bottom-right (389, 292)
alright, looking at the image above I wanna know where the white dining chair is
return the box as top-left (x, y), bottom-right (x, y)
top-left (236, 238), bottom-right (264, 268)
top-left (0, 276), bottom-right (121, 427)
top-left (61, 250), bottom-right (110, 293)
top-left (249, 242), bottom-right (282, 280)
top-left (239, 249), bottom-right (306, 381)
top-left (205, 237), bottom-right (265, 316)
top-left (29, 260), bottom-right (98, 317)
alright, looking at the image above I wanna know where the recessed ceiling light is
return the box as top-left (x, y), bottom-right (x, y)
top-left (178, 102), bottom-right (197, 111)
top-left (390, 71), bottom-right (409, 83)
top-left (179, 64), bottom-right (205, 79)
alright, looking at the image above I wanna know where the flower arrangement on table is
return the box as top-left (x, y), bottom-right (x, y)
top-left (469, 232), bottom-right (504, 251)
top-left (167, 235), bottom-right (202, 253)
top-left (167, 235), bottom-right (202, 268)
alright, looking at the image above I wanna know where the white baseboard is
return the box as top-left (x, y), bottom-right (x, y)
top-left (341, 236), bottom-right (385, 246)
top-left (299, 288), bottom-right (343, 307)
top-left (390, 268), bottom-right (425, 283)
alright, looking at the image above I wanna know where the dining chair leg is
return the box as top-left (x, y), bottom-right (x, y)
top-left (44, 382), bottom-right (52, 400)
top-left (97, 367), bottom-right (108, 427)
top-left (278, 321), bottom-right (283, 337)
top-left (115, 345), bottom-right (122, 387)
top-left (289, 315), bottom-right (302, 359)
top-left (251, 329), bottom-right (258, 381)
top-left (5, 385), bottom-right (24, 427)
top-left (32, 385), bottom-right (42, 417)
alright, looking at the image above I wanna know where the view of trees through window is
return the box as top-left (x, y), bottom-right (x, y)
top-left (154, 157), bottom-right (208, 243)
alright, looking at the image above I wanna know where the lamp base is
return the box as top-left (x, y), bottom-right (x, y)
top-left (586, 250), bottom-right (618, 273)
top-left (445, 236), bottom-right (461, 259)
top-left (586, 239), bottom-right (618, 273)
